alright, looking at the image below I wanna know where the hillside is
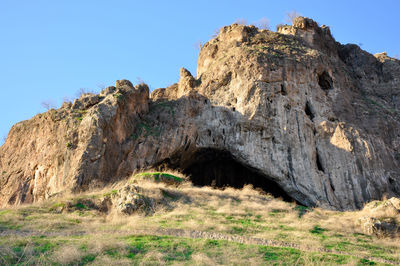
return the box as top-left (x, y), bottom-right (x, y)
top-left (0, 173), bottom-right (399, 265)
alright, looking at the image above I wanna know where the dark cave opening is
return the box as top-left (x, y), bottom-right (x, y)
top-left (176, 148), bottom-right (294, 202)
top-left (318, 71), bottom-right (333, 91)
top-left (305, 101), bottom-right (315, 120)
top-left (316, 150), bottom-right (325, 173)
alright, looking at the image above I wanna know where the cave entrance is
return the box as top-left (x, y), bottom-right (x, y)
top-left (169, 148), bottom-right (293, 201)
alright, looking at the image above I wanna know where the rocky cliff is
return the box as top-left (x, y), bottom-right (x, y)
top-left (1, 17), bottom-right (399, 210)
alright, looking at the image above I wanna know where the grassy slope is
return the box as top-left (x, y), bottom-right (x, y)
top-left (0, 175), bottom-right (399, 265)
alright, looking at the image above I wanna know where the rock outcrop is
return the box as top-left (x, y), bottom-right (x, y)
top-left (0, 81), bottom-right (149, 204)
top-left (1, 17), bottom-right (399, 210)
top-left (359, 197), bottom-right (400, 237)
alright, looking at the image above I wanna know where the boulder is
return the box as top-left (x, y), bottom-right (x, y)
top-left (359, 197), bottom-right (400, 237)
top-left (110, 185), bottom-right (154, 215)
top-left (359, 217), bottom-right (399, 238)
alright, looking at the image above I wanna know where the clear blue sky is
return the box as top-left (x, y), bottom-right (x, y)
top-left (1, 0), bottom-right (399, 144)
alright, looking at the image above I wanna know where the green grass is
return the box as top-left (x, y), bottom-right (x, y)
top-left (72, 110), bottom-right (87, 122)
top-left (150, 101), bottom-right (175, 116)
top-left (1, 237), bottom-right (60, 264)
top-left (129, 121), bottom-right (162, 141)
top-left (0, 220), bottom-right (21, 230)
top-left (113, 92), bottom-right (124, 101)
top-left (0, 209), bottom-right (10, 216)
top-left (135, 122), bottom-right (162, 139)
top-left (73, 202), bottom-right (89, 210)
top-left (123, 235), bottom-right (361, 265)
top-left (0, 234), bottom-right (375, 265)
top-left (134, 172), bottom-right (184, 184)
top-left (0, 182), bottom-right (398, 265)
top-left (80, 254), bottom-right (97, 264)
top-left (268, 208), bottom-right (287, 217)
top-left (295, 205), bottom-right (310, 217)
top-left (359, 258), bottom-right (377, 265)
top-left (104, 189), bottom-right (118, 198)
top-left (126, 235), bottom-right (194, 261)
top-left (310, 225), bottom-right (327, 235)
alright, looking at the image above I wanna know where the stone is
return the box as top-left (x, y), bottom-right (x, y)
top-left (0, 17), bottom-right (399, 211)
top-left (358, 197), bottom-right (400, 237)
top-left (359, 217), bottom-right (399, 237)
top-left (177, 68), bottom-right (196, 97)
top-left (100, 86), bottom-right (116, 96)
top-left (112, 185), bottom-right (154, 215)
top-left (363, 197), bottom-right (400, 217)
top-left (79, 94), bottom-right (101, 109)
top-left (115, 79), bottom-right (133, 88)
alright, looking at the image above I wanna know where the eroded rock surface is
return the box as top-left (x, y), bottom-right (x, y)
top-left (1, 17), bottom-right (399, 210)
top-left (0, 81), bottom-right (149, 204)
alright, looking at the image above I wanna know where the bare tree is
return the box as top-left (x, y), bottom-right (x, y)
top-left (394, 54), bottom-right (400, 60)
top-left (276, 23), bottom-right (285, 31)
top-left (254, 17), bottom-right (270, 30)
top-left (136, 77), bottom-right (145, 85)
top-left (75, 88), bottom-right (94, 98)
top-left (62, 96), bottom-right (73, 103)
top-left (41, 99), bottom-right (56, 110)
top-left (211, 28), bottom-right (220, 38)
top-left (234, 18), bottom-right (247, 25)
top-left (194, 40), bottom-right (202, 50)
top-left (286, 10), bottom-right (301, 24)
top-left (97, 83), bottom-right (106, 90)
top-left (1, 135), bottom-right (6, 146)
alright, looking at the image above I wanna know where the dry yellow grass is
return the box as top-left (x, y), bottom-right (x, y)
top-left (0, 170), bottom-right (399, 264)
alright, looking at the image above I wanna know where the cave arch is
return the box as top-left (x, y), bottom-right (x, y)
top-left (160, 148), bottom-right (293, 202)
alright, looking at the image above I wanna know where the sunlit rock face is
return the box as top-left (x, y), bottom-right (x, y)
top-left (1, 17), bottom-right (399, 210)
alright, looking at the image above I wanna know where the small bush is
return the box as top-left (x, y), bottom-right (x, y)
top-left (113, 93), bottom-right (124, 101)
top-left (75, 88), bottom-right (95, 98)
top-left (41, 100), bottom-right (56, 111)
top-left (310, 225), bottom-right (327, 235)
top-left (234, 18), bottom-right (247, 25)
top-left (254, 17), bottom-right (270, 30)
top-left (295, 205), bottom-right (310, 218)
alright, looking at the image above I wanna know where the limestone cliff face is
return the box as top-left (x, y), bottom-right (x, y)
top-left (0, 17), bottom-right (399, 210)
top-left (0, 81), bottom-right (149, 204)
